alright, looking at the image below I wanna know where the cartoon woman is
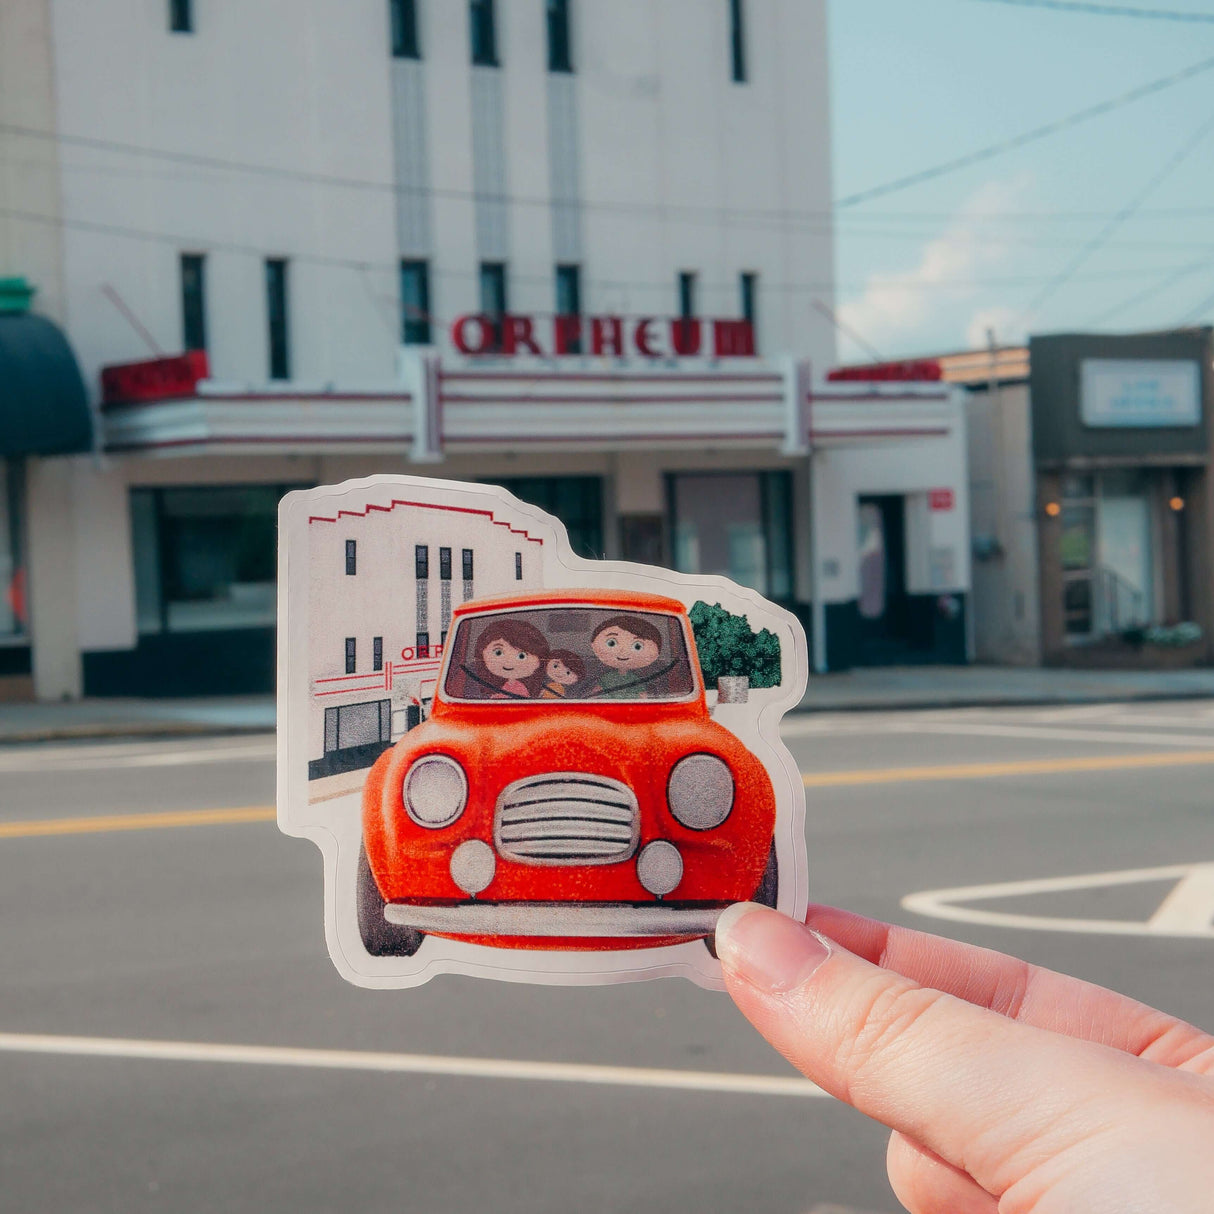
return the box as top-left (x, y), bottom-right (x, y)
top-left (540, 650), bottom-right (585, 698)
top-left (476, 619), bottom-right (549, 698)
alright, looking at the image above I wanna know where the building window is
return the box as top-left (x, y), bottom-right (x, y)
top-left (180, 254), bottom-right (206, 352)
top-left (555, 263), bottom-right (582, 354)
top-left (169, 0), bottom-right (193, 34)
top-left (345, 539), bottom-right (357, 576)
top-left (669, 471), bottom-right (793, 600)
top-left (415, 544), bottom-right (429, 579)
top-left (547, 0), bottom-right (572, 72)
top-left (390, 0), bottom-right (420, 58)
top-left (498, 477), bottom-right (603, 561)
top-left (479, 261), bottom-right (507, 351)
top-left (740, 271), bottom-right (758, 350)
top-left (470, 0), bottom-right (498, 66)
top-left (462, 548), bottom-right (474, 580)
top-left (678, 271), bottom-right (696, 319)
top-left (439, 546), bottom-right (452, 579)
top-left (515, 552), bottom-right (523, 580)
top-left (416, 631), bottom-right (430, 658)
top-left (400, 259), bottom-right (431, 345)
top-left (130, 485), bottom-right (303, 636)
top-left (373, 636), bottom-right (384, 671)
top-left (345, 637), bottom-right (357, 674)
top-left (0, 460), bottom-right (26, 639)
top-left (729, 0), bottom-right (746, 83)
top-left (265, 258), bottom-right (290, 380)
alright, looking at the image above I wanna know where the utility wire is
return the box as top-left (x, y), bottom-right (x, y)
top-left (972, 0), bottom-right (1214, 23)
top-left (1088, 255), bottom-right (1214, 324)
top-left (836, 53), bottom-right (1214, 207)
top-left (5, 202), bottom-right (1209, 292)
top-left (1020, 104), bottom-right (1214, 319)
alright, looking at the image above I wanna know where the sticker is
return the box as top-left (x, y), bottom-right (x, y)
top-left (277, 475), bottom-right (809, 989)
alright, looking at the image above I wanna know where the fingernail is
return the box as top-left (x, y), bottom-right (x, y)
top-left (714, 902), bottom-right (832, 993)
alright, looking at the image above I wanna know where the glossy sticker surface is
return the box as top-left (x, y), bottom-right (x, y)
top-left (277, 475), bottom-right (808, 988)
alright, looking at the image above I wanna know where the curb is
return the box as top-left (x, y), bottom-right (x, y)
top-left (792, 688), bottom-right (1214, 714)
top-left (0, 722), bottom-right (275, 746)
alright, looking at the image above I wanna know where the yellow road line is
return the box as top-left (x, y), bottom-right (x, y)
top-left (0, 806), bottom-right (276, 839)
top-left (803, 748), bottom-right (1214, 788)
top-left (5, 749), bottom-right (1214, 838)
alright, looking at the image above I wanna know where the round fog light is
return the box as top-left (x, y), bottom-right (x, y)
top-left (450, 840), bottom-right (496, 895)
top-left (637, 840), bottom-right (683, 897)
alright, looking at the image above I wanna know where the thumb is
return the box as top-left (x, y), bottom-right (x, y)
top-left (714, 902), bottom-right (1178, 1202)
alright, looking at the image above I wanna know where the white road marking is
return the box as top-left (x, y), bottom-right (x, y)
top-left (902, 863), bottom-right (1214, 938)
top-left (0, 1032), bottom-right (828, 1099)
top-left (783, 716), bottom-right (1214, 747)
top-left (0, 739), bottom-right (277, 773)
top-left (884, 721), bottom-right (1214, 747)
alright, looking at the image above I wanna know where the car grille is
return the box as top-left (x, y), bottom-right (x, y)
top-left (494, 773), bottom-right (640, 866)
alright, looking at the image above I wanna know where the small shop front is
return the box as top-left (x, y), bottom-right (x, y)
top-left (66, 318), bottom-right (973, 697)
top-left (1030, 330), bottom-right (1213, 666)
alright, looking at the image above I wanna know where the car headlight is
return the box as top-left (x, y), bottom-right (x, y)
top-left (403, 755), bottom-right (468, 828)
top-left (667, 753), bottom-right (734, 830)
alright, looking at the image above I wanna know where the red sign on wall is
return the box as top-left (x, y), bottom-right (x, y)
top-left (101, 350), bottom-right (210, 405)
top-left (928, 488), bottom-right (955, 512)
top-left (450, 314), bottom-right (756, 359)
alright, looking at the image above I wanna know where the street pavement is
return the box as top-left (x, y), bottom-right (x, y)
top-left (2, 702), bottom-right (1213, 1213)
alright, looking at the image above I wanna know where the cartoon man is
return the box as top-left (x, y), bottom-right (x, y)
top-left (590, 615), bottom-right (664, 699)
top-left (540, 650), bottom-right (585, 698)
top-left (477, 619), bottom-right (549, 698)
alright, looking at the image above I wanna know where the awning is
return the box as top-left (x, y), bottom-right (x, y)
top-left (0, 313), bottom-right (92, 456)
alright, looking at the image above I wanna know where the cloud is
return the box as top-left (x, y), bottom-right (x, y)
top-left (836, 176), bottom-right (1032, 358)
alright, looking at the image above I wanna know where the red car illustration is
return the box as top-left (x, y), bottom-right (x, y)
top-left (359, 588), bottom-right (778, 956)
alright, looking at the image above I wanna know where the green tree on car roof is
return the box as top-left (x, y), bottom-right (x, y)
top-left (688, 601), bottom-right (781, 689)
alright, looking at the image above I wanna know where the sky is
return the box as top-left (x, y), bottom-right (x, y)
top-left (827, 0), bottom-right (1214, 361)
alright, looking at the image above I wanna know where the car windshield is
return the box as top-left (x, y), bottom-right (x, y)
top-left (442, 606), bottom-right (697, 703)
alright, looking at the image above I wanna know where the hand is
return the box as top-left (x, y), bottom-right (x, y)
top-left (715, 902), bottom-right (1214, 1214)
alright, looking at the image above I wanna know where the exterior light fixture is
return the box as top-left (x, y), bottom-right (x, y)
top-left (1169, 496), bottom-right (1185, 512)
top-left (1044, 501), bottom-right (1061, 518)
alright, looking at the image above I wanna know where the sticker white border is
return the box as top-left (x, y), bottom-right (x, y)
top-left (277, 474), bottom-right (809, 990)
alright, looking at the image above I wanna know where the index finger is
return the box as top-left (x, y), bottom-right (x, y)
top-left (803, 904), bottom-right (1214, 1071)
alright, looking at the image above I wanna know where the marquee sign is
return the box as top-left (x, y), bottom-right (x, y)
top-left (450, 314), bottom-right (756, 359)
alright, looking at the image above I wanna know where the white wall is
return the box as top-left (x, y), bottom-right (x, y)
top-left (811, 429), bottom-right (972, 607)
top-left (51, 0), bottom-right (400, 394)
top-left (965, 381), bottom-right (1041, 664)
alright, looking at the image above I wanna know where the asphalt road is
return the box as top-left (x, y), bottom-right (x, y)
top-left (2, 701), bottom-right (1213, 1214)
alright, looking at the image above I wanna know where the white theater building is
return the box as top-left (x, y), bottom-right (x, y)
top-left (305, 492), bottom-right (544, 777)
top-left (2, 0), bottom-right (971, 702)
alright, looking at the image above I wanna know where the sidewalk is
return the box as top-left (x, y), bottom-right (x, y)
top-left (4, 666), bottom-right (1214, 743)
top-left (0, 696), bottom-right (277, 744)
top-left (796, 665), bottom-right (1214, 713)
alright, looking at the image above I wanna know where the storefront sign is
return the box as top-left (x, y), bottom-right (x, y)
top-left (827, 358), bottom-right (942, 382)
top-left (1079, 359), bottom-right (1201, 429)
top-left (450, 314), bottom-right (756, 359)
top-left (101, 350), bottom-right (210, 405)
top-left (928, 488), bottom-right (955, 511)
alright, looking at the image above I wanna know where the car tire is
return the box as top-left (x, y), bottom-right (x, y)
top-left (357, 843), bottom-right (425, 957)
top-left (705, 843), bottom-right (778, 957)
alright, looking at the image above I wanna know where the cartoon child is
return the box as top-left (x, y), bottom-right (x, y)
top-left (540, 650), bottom-right (585, 698)
top-left (590, 615), bottom-right (664, 698)
top-left (477, 619), bottom-right (549, 698)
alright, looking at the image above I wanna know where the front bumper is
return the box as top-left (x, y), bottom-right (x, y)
top-left (382, 901), bottom-right (726, 937)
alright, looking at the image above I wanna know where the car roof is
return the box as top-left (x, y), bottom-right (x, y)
top-left (451, 587), bottom-right (689, 617)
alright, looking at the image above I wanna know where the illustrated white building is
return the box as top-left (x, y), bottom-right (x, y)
top-left (1, 0), bottom-right (973, 702)
top-left (305, 492), bottom-right (543, 777)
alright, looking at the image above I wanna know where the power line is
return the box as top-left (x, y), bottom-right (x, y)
top-left (972, 0), bottom-right (1214, 22)
top-left (3, 202), bottom-right (1206, 293)
top-left (1021, 104), bottom-right (1214, 318)
top-left (836, 53), bottom-right (1214, 208)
